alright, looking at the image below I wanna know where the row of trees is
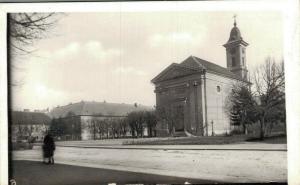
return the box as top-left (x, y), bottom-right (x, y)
top-left (84, 117), bottom-right (127, 140)
top-left (49, 112), bottom-right (82, 140)
top-left (84, 110), bottom-right (157, 139)
top-left (49, 110), bottom-right (157, 140)
top-left (127, 111), bottom-right (157, 137)
top-left (14, 125), bottom-right (39, 137)
top-left (227, 58), bottom-right (285, 139)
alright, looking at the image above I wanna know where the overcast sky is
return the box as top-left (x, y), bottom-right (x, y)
top-left (11, 10), bottom-right (283, 111)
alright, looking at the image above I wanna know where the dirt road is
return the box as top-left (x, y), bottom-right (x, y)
top-left (12, 145), bottom-right (287, 183)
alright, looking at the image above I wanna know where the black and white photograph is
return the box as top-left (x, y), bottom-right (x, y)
top-left (0, 1), bottom-right (299, 185)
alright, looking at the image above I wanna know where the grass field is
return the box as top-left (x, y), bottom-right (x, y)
top-left (125, 134), bottom-right (287, 145)
top-left (246, 134), bottom-right (287, 144)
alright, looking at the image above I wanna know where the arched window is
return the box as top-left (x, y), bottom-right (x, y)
top-left (217, 86), bottom-right (221, 92)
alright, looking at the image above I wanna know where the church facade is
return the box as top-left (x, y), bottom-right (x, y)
top-left (151, 20), bottom-right (250, 136)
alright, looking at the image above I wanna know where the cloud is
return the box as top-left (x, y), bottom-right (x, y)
top-left (11, 12), bottom-right (283, 110)
top-left (12, 81), bottom-right (67, 110)
top-left (148, 34), bottom-right (164, 47)
top-left (169, 32), bottom-right (193, 43)
top-left (148, 32), bottom-right (202, 48)
top-left (113, 66), bottom-right (147, 76)
top-left (84, 41), bottom-right (121, 61)
top-left (54, 42), bottom-right (80, 59)
top-left (33, 83), bottom-right (66, 102)
top-left (37, 41), bottom-right (122, 64)
top-left (13, 41), bottom-right (123, 105)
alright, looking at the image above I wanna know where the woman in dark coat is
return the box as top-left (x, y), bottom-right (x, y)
top-left (43, 133), bottom-right (55, 164)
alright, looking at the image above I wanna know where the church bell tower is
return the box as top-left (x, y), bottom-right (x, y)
top-left (223, 16), bottom-right (249, 80)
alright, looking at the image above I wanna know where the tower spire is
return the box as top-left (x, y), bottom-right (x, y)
top-left (224, 15), bottom-right (249, 80)
top-left (233, 14), bottom-right (237, 27)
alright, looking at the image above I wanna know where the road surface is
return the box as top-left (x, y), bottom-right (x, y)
top-left (11, 160), bottom-right (214, 185)
top-left (12, 145), bottom-right (287, 183)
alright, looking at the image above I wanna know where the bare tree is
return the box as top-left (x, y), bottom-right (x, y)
top-left (90, 118), bottom-right (98, 140)
top-left (7, 13), bottom-right (63, 87)
top-left (144, 111), bottom-right (157, 137)
top-left (119, 118), bottom-right (129, 137)
top-left (27, 125), bottom-right (34, 137)
top-left (253, 58), bottom-right (285, 139)
top-left (8, 13), bottom-right (62, 55)
top-left (127, 111), bottom-right (145, 137)
top-left (226, 58), bottom-right (285, 139)
top-left (103, 118), bottom-right (111, 139)
top-left (96, 119), bottom-right (107, 139)
top-left (127, 112), bottom-right (137, 137)
top-left (86, 117), bottom-right (105, 140)
top-left (16, 124), bottom-right (26, 138)
top-left (156, 106), bottom-right (176, 135)
top-left (110, 119), bottom-right (125, 139)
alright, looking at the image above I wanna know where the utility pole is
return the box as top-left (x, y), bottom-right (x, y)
top-left (211, 120), bottom-right (214, 136)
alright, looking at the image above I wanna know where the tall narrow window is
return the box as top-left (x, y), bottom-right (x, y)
top-left (242, 57), bottom-right (245, 66)
top-left (232, 57), bottom-right (236, 67)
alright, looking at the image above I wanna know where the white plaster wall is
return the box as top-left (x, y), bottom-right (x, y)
top-left (80, 116), bottom-right (94, 140)
top-left (205, 72), bottom-right (239, 135)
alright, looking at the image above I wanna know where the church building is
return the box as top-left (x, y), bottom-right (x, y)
top-left (151, 19), bottom-right (250, 136)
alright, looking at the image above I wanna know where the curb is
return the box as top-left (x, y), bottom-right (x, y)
top-left (53, 145), bottom-right (287, 151)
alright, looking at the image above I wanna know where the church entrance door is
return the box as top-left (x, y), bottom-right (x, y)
top-left (172, 104), bottom-right (184, 132)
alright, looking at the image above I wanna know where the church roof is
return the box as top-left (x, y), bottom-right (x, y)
top-left (49, 101), bottom-right (153, 118)
top-left (11, 111), bottom-right (51, 125)
top-left (182, 56), bottom-right (241, 79)
top-left (151, 55), bottom-right (245, 83)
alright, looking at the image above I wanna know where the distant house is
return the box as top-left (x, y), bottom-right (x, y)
top-left (49, 101), bottom-right (153, 140)
top-left (10, 111), bottom-right (51, 142)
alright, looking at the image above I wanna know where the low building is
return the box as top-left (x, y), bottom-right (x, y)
top-left (10, 110), bottom-right (51, 142)
top-left (49, 101), bottom-right (152, 140)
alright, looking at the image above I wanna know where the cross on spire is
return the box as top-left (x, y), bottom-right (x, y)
top-left (233, 14), bottom-right (237, 27)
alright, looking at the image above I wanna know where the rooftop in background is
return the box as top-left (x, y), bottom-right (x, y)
top-left (49, 101), bottom-right (154, 118)
top-left (10, 111), bottom-right (51, 125)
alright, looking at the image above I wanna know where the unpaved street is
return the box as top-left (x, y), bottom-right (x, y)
top-left (12, 160), bottom-right (214, 185)
top-left (12, 145), bottom-right (287, 183)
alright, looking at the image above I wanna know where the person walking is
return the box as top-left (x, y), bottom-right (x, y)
top-left (43, 133), bottom-right (56, 164)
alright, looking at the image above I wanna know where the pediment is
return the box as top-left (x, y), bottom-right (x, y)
top-left (151, 64), bottom-right (199, 83)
